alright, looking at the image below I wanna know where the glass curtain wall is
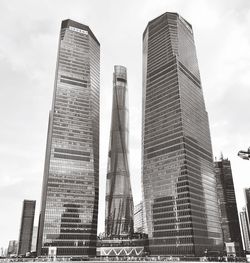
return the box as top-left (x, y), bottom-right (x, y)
top-left (105, 66), bottom-right (134, 237)
top-left (142, 12), bottom-right (223, 256)
top-left (37, 19), bottom-right (100, 257)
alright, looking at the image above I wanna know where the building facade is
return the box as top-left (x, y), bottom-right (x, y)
top-left (142, 12), bottom-right (223, 256)
top-left (37, 19), bottom-right (100, 257)
top-left (18, 200), bottom-right (36, 256)
top-left (105, 66), bottom-right (134, 237)
top-left (134, 202), bottom-right (144, 233)
top-left (214, 157), bottom-right (242, 251)
top-left (240, 208), bottom-right (250, 252)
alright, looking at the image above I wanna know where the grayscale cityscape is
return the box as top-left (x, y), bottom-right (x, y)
top-left (0, 0), bottom-right (250, 262)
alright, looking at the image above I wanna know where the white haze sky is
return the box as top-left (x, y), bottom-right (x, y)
top-left (0, 0), bottom-right (250, 250)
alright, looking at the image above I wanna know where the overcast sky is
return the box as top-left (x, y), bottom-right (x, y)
top-left (0, 0), bottom-right (250, 250)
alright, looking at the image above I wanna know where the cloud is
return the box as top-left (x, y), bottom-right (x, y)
top-left (1, 176), bottom-right (23, 188)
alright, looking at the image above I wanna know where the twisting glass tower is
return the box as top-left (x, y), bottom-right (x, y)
top-left (142, 12), bottom-right (223, 256)
top-left (105, 66), bottom-right (134, 237)
top-left (37, 19), bottom-right (100, 257)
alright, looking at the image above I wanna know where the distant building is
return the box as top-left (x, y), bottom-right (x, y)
top-left (18, 200), bottom-right (36, 256)
top-left (142, 11), bottom-right (223, 256)
top-left (240, 207), bottom-right (250, 252)
top-left (0, 247), bottom-right (5, 257)
top-left (214, 157), bottom-right (243, 252)
top-left (134, 202), bottom-right (144, 233)
top-left (7, 240), bottom-right (18, 257)
top-left (105, 66), bottom-right (134, 237)
top-left (31, 226), bottom-right (38, 252)
top-left (2, 248), bottom-right (8, 257)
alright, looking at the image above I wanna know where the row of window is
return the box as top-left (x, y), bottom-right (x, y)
top-left (147, 144), bottom-right (182, 159)
top-left (54, 153), bottom-right (90, 162)
top-left (54, 147), bottom-right (90, 156)
top-left (60, 78), bottom-right (88, 88)
top-left (146, 137), bottom-right (183, 155)
top-left (41, 247), bottom-right (96, 256)
top-left (153, 229), bottom-right (192, 237)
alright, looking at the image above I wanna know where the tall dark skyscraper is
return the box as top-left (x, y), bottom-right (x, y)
top-left (18, 200), bottom-right (36, 256)
top-left (105, 66), bottom-right (134, 237)
top-left (214, 157), bottom-right (242, 249)
top-left (142, 12), bottom-right (223, 256)
top-left (37, 19), bottom-right (100, 257)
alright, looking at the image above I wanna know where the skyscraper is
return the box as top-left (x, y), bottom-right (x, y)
top-left (214, 157), bottom-right (242, 250)
top-left (37, 19), bottom-right (100, 257)
top-left (18, 200), bottom-right (36, 256)
top-left (240, 208), bottom-right (250, 252)
top-left (242, 188), bottom-right (250, 252)
top-left (105, 66), bottom-right (134, 237)
top-left (245, 188), bottom-right (250, 225)
top-left (142, 12), bottom-right (223, 256)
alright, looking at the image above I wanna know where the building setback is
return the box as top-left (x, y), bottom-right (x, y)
top-left (18, 200), bottom-right (36, 256)
top-left (142, 12), bottom-right (223, 256)
top-left (214, 157), bottom-right (242, 250)
top-left (105, 66), bottom-right (134, 237)
top-left (37, 19), bottom-right (100, 257)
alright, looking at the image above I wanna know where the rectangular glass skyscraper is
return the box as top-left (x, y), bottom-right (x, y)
top-left (214, 157), bottom-right (242, 251)
top-left (18, 200), bottom-right (36, 256)
top-left (37, 19), bottom-right (100, 257)
top-left (142, 12), bottom-right (223, 256)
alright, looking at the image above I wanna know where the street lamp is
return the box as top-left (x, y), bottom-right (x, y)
top-left (238, 147), bottom-right (250, 160)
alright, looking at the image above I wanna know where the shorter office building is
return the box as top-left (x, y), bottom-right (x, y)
top-left (134, 202), bottom-right (145, 233)
top-left (214, 157), bottom-right (242, 252)
top-left (18, 200), bottom-right (36, 256)
top-left (240, 207), bottom-right (250, 253)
